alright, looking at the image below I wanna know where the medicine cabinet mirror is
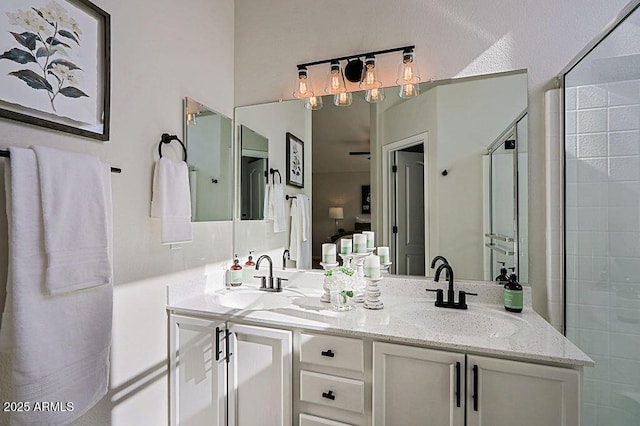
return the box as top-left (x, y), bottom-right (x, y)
top-left (183, 97), bottom-right (233, 222)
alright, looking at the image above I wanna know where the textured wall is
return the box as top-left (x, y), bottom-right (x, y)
top-left (0, 0), bottom-right (234, 424)
top-left (234, 0), bottom-right (631, 316)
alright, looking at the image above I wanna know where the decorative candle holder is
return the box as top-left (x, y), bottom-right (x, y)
top-left (339, 253), bottom-right (353, 269)
top-left (380, 262), bottom-right (392, 274)
top-left (319, 262), bottom-right (339, 303)
top-left (364, 277), bottom-right (384, 310)
top-left (350, 252), bottom-right (371, 303)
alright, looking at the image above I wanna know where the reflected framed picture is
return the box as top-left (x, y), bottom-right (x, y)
top-left (362, 185), bottom-right (371, 213)
top-left (286, 132), bottom-right (304, 188)
top-left (0, 0), bottom-right (110, 140)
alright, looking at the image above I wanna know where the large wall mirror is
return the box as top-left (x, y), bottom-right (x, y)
top-left (184, 97), bottom-right (233, 221)
top-left (233, 70), bottom-right (529, 284)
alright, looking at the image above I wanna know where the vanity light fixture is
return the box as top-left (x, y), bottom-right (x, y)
top-left (293, 65), bottom-right (315, 99)
top-left (186, 112), bottom-right (197, 126)
top-left (293, 44), bottom-right (417, 109)
top-left (397, 47), bottom-right (421, 98)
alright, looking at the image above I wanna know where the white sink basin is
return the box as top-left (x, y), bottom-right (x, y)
top-left (399, 306), bottom-right (526, 338)
top-left (213, 290), bottom-right (292, 310)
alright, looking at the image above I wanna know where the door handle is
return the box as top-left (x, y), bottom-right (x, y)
top-left (215, 327), bottom-right (223, 361)
top-left (225, 329), bottom-right (233, 363)
top-left (455, 361), bottom-right (461, 408)
top-left (472, 365), bottom-right (479, 411)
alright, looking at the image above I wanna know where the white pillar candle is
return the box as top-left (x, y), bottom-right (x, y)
top-left (363, 231), bottom-right (375, 249)
top-left (322, 243), bottom-right (337, 264)
top-left (377, 246), bottom-right (390, 264)
top-left (353, 234), bottom-right (367, 253)
top-left (340, 238), bottom-right (353, 254)
top-left (364, 254), bottom-right (381, 279)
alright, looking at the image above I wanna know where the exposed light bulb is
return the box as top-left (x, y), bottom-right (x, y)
top-left (325, 60), bottom-right (347, 94)
top-left (396, 48), bottom-right (420, 87)
top-left (334, 92), bottom-right (352, 107)
top-left (304, 95), bottom-right (323, 110)
top-left (360, 55), bottom-right (382, 90)
top-left (399, 83), bottom-right (420, 98)
top-left (293, 66), bottom-right (314, 99)
top-left (187, 112), bottom-right (197, 125)
top-left (365, 87), bottom-right (385, 103)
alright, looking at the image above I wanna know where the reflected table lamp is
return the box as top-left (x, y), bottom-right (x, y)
top-left (329, 207), bottom-right (344, 233)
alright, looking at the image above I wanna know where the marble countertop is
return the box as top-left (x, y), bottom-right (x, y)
top-left (167, 271), bottom-right (594, 368)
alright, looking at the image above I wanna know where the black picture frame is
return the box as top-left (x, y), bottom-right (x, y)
top-left (0, 0), bottom-right (111, 141)
top-left (362, 185), bottom-right (371, 214)
top-left (286, 132), bottom-right (304, 188)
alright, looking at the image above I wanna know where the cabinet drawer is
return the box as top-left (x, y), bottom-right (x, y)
top-left (300, 413), bottom-right (353, 426)
top-left (300, 333), bottom-right (364, 372)
top-left (300, 370), bottom-right (365, 414)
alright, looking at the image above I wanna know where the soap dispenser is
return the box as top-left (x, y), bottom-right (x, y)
top-left (503, 273), bottom-right (523, 313)
top-left (230, 254), bottom-right (243, 287)
top-left (243, 251), bottom-right (256, 285)
top-left (495, 262), bottom-right (509, 283)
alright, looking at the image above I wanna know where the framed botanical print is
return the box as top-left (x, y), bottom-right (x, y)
top-left (0, 0), bottom-right (110, 140)
top-left (286, 132), bottom-right (304, 188)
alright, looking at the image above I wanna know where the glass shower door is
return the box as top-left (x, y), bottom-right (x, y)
top-left (564, 4), bottom-right (640, 425)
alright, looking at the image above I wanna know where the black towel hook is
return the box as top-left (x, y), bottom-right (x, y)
top-left (158, 133), bottom-right (187, 162)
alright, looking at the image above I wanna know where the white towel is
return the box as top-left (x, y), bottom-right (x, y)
top-left (1, 147), bottom-right (112, 425)
top-left (289, 194), bottom-right (311, 269)
top-left (151, 157), bottom-right (193, 244)
top-left (33, 146), bottom-right (112, 295)
top-left (263, 182), bottom-right (274, 222)
top-left (271, 183), bottom-right (286, 233)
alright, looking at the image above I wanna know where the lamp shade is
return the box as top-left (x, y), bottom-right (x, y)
top-left (328, 207), bottom-right (344, 220)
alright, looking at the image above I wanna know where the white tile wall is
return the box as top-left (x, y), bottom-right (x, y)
top-left (564, 78), bottom-right (640, 424)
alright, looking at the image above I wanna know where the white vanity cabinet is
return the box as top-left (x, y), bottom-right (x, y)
top-left (168, 313), bottom-right (292, 426)
top-left (466, 354), bottom-right (580, 426)
top-left (372, 342), bottom-right (466, 426)
top-left (372, 342), bottom-right (581, 426)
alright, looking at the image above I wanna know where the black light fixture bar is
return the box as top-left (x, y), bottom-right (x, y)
top-left (297, 45), bottom-right (415, 69)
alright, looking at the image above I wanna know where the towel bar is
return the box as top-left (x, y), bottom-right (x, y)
top-left (0, 149), bottom-right (122, 173)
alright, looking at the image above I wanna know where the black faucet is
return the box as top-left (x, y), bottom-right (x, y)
top-left (255, 255), bottom-right (286, 292)
top-left (430, 255), bottom-right (449, 280)
top-left (282, 249), bottom-right (290, 270)
top-left (426, 262), bottom-right (477, 309)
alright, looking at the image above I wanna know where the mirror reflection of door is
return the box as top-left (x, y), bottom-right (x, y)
top-left (391, 143), bottom-right (426, 276)
top-left (240, 125), bottom-right (269, 220)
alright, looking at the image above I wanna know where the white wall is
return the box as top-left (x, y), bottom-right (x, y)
top-left (0, 0), bottom-right (234, 424)
top-left (233, 0), bottom-right (631, 316)
top-left (234, 101), bottom-right (312, 267)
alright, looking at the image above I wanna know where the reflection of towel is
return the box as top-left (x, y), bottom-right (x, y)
top-left (151, 157), bottom-right (192, 244)
top-left (33, 146), bottom-right (112, 294)
top-left (263, 182), bottom-right (274, 222)
top-left (189, 168), bottom-right (198, 221)
top-left (272, 183), bottom-right (286, 233)
top-left (289, 194), bottom-right (311, 269)
top-left (0, 147), bottom-right (112, 425)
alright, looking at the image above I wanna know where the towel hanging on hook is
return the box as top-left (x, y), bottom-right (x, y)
top-left (269, 168), bottom-right (282, 184)
top-left (158, 133), bottom-right (187, 162)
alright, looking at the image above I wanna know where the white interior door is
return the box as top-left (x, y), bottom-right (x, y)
top-left (247, 158), bottom-right (266, 220)
top-left (393, 149), bottom-right (425, 275)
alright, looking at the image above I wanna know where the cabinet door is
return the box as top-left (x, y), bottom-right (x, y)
top-left (227, 323), bottom-right (292, 426)
top-left (467, 355), bottom-right (580, 426)
top-left (372, 342), bottom-right (465, 426)
top-left (169, 314), bottom-right (226, 426)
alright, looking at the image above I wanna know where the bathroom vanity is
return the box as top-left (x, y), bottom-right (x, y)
top-left (167, 273), bottom-right (592, 426)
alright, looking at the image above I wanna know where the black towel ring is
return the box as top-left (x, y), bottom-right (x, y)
top-left (269, 168), bottom-right (282, 183)
top-left (158, 133), bottom-right (187, 162)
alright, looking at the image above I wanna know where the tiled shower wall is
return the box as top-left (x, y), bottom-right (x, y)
top-left (565, 79), bottom-right (640, 425)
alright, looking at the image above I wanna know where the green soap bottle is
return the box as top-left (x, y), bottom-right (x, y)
top-left (503, 273), bottom-right (523, 313)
